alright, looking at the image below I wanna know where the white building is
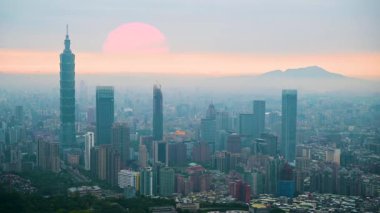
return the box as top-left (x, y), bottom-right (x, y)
top-left (84, 132), bottom-right (94, 170)
top-left (118, 169), bottom-right (140, 189)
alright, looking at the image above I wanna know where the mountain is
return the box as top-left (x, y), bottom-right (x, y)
top-left (259, 66), bottom-right (346, 79)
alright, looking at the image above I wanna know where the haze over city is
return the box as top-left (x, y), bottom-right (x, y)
top-left (0, 1), bottom-right (380, 213)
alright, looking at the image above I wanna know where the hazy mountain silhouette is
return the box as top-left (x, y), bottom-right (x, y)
top-left (0, 66), bottom-right (379, 95)
top-left (258, 66), bottom-right (346, 79)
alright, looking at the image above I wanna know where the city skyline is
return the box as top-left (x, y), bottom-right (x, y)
top-left (0, 2), bottom-right (379, 212)
top-left (0, 0), bottom-right (380, 78)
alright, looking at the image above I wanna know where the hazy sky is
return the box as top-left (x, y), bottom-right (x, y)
top-left (0, 0), bottom-right (379, 77)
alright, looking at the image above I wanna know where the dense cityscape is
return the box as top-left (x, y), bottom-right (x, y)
top-left (0, 26), bottom-right (379, 213)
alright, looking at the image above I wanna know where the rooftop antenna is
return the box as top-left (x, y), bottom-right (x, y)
top-left (66, 24), bottom-right (69, 36)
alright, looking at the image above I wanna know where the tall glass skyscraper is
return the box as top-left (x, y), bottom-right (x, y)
top-left (153, 85), bottom-right (163, 141)
top-left (60, 25), bottom-right (76, 149)
top-left (281, 89), bottom-right (297, 162)
top-left (253, 100), bottom-right (266, 138)
top-left (96, 86), bottom-right (114, 145)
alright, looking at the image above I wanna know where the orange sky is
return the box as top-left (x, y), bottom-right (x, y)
top-left (0, 49), bottom-right (379, 79)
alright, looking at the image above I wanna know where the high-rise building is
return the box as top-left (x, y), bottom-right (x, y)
top-left (139, 144), bottom-right (148, 168)
top-left (118, 170), bottom-right (140, 190)
top-left (153, 140), bottom-right (167, 165)
top-left (90, 145), bottom-right (109, 181)
top-left (37, 138), bottom-right (60, 173)
top-left (140, 167), bottom-right (154, 196)
top-left (253, 100), bottom-right (265, 138)
top-left (159, 167), bottom-right (175, 196)
top-left (206, 103), bottom-right (217, 119)
top-left (239, 114), bottom-right (255, 137)
top-left (167, 142), bottom-right (187, 167)
top-left (153, 85), bottom-right (163, 141)
top-left (107, 148), bottom-right (121, 187)
top-left (281, 89), bottom-right (297, 162)
top-left (192, 142), bottom-right (210, 163)
top-left (60, 25), bottom-right (76, 149)
top-left (200, 118), bottom-right (216, 152)
top-left (111, 122), bottom-right (130, 167)
top-left (84, 132), bottom-right (94, 170)
top-left (226, 133), bottom-right (241, 154)
top-left (96, 86), bottom-right (114, 145)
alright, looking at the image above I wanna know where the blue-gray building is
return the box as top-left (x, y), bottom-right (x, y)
top-left (253, 100), bottom-right (266, 138)
top-left (281, 90), bottom-right (297, 162)
top-left (96, 86), bottom-right (114, 145)
top-left (60, 25), bottom-right (76, 149)
top-left (153, 85), bottom-right (163, 141)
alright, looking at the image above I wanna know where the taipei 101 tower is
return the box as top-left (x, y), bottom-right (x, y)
top-left (60, 25), bottom-right (76, 149)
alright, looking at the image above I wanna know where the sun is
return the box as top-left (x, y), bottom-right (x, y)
top-left (103, 22), bottom-right (169, 54)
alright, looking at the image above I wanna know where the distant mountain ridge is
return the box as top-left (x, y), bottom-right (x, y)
top-left (259, 66), bottom-right (346, 79)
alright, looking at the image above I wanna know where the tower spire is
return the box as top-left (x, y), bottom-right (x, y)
top-left (64, 24), bottom-right (71, 51)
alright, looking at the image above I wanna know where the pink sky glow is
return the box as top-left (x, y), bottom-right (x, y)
top-left (0, 49), bottom-right (379, 79)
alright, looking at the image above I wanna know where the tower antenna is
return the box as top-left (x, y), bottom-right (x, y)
top-left (66, 24), bottom-right (69, 36)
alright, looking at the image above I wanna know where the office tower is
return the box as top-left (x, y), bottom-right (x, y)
top-left (96, 86), bottom-right (114, 145)
top-left (91, 145), bottom-right (108, 180)
top-left (206, 103), bottom-right (217, 119)
top-left (84, 132), bottom-right (94, 170)
top-left (226, 133), bottom-right (241, 153)
top-left (37, 138), bottom-right (60, 173)
top-left (265, 157), bottom-right (280, 194)
top-left (216, 111), bottom-right (229, 131)
top-left (107, 148), bottom-right (121, 187)
top-left (111, 122), bottom-right (130, 167)
top-left (215, 130), bottom-right (228, 151)
top-left (281, 89), bottom-right (297, 162)
top-left (139, 144), bottom-right (148, 168)
top-left (168, 142), bottom-right (187, 167)
top-left (14, 105), bottom-right (24, 125)
top-left (140, 136), bottom-right (153, 159)
top-left (192, 142), bottom-right (210, 163)
top-left (153, 85), bottom-right (163, 141)
top-left (253, 100), bottom-right (265, 138)
top-left (239, 113), bottom-right (255, 137)
top-left (200, 118), bottom-right (216, 152)
top-left (159, 167), bottom-right (175, 196)
top-left (140, 167), bottom-right (154, 196)
top-left (60, 25), bottom-right (76, 149)
top-left (153, 140), bottom-right (167, 165)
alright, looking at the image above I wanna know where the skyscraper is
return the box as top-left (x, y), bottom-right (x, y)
top-left (159, 167), bottom-right (175, 196)
top-left (60, 25), bottom-right (76, 149)
top-left (226, 133), bottom-right (241, 154)
top-left (37, 138), bottom-right (60, 173)
top-left (253, 100), bottom-right (265, 138)
top-left (200, 118), bottom-right (216, 151)
top-left (153, 85), bottom-right (163, 141)
top-left (111, 122), bottom-right (130, 167)
top-left (153, 140), bottom-right (167, 165)
top-left (281, 89), bottom-right (297, 162)
top-left (96, 86), bottom-right (114, 145)
top-left (239, 113), bottom-right (254, 137)
top-left (140, 167), bottom-right (154, 196)
top-left (84, 132), bottom-right (94, 171)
